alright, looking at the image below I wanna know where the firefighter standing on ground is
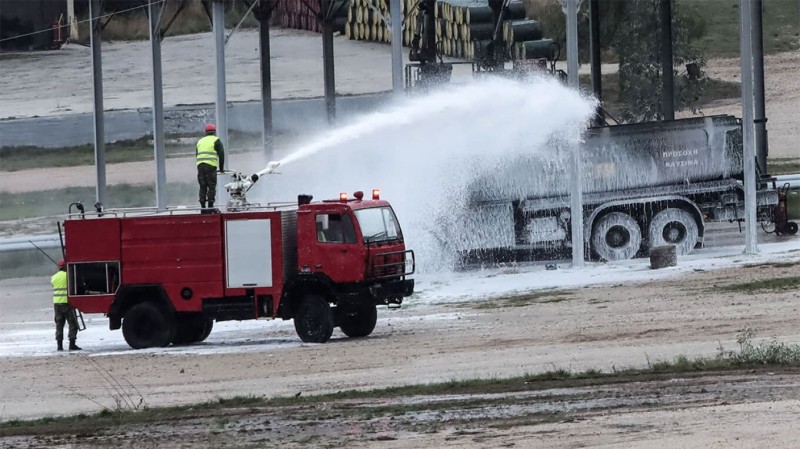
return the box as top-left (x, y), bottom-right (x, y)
top-left (196, 123), bottom-right (225, 208)
top-left (51, 259), bottom-right (81, 351)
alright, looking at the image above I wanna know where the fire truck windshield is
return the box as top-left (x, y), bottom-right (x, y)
top-left (355, 206), bottom-right (403, 244)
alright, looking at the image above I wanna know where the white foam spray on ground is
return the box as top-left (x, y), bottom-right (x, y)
top-left (250, 76), bottom-right (597, 270)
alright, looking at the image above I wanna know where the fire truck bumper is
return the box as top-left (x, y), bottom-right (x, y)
top-left (369, 279), bottom-right (414, 306)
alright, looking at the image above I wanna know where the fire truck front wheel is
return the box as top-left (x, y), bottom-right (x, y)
top-left (294, 294), bottom-right (334, 343)
top-left (122, 302), bottom-right (175, 349)
top-left (338, 304), bottom-right (378, 338)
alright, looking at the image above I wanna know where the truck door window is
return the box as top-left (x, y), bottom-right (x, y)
top-left (316, 213), bottom-right (356, 244)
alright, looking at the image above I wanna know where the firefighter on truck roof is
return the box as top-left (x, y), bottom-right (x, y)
top-left (51, 259), bottom-right (81, 351)
top-left (196, 123), bottom-right (225, 209)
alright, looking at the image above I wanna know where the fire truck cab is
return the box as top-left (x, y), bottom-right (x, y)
top-left (63, 190), bottom-right (414, 349)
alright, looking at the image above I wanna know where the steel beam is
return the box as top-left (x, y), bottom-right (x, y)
top-left (751, 0), bottom-right (768, 176)
top-left (660, 0), bottom-right (675, 120)
top-left (213, 0), bottom-right (229, 204)
top-left (322, 0), bottom-right (337, 123)
top-left (89, 0), bottom-right (106, 208)
top-left (589, 0), bottom-right (602, 125)
top-left (149, 2), bottom-right (167, 210)
top-left (390, 0), bottom-right (403, 95)
top-left (566, 0), bottom-right (584, 267)
top-left (258, 0), bottom-right (274, 160)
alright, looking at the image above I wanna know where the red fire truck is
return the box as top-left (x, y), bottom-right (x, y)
top-left (63, 189), bottom-right (414, 349)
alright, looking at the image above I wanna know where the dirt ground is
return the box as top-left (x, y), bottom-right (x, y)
top-left (2, 261), bottom-right (800, 447)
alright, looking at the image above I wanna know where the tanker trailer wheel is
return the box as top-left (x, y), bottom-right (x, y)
top-left (648, 208), bottom-right (699, 256)
top-left (591, 212), bottom-right (642, 262)
top-left (294, 294), bottom-right (334, 343)
top-left (122, 302), bottom-right (175, 349)
top-left (338, 304), bottom-right (378, 338)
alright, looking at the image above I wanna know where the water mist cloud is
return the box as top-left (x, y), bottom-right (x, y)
top-left (251, 76), bottom-right (598, 271)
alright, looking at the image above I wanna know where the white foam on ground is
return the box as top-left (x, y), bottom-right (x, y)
top-left (1, 239), bottom-right (797, 358)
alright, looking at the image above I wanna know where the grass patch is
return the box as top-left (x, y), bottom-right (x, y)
top-left (474, 290), bottom-right (575, 309)
top-left (0, 183), bottom-right (198, 222)
top-left (683, 0), bottom-right (800, 58)
top-left (0, 130), bottom-right (268, 172)
top-left (769, 158), bottom-right (800, 176)
top-left (0, 138), bottom-right (157, 172)
top-left (744, 261), bottom-right (800, 269)
top-left (788, 192), bottom-right (800, 220)
top-left (715, 276), bottom-right (800, 294)
top-left (0, 248), bottom-right (64, 281)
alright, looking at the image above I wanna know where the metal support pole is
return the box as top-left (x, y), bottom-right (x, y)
top-left (390, 0), bottom-right (403, 95)
top-left (751, 0), bottom-right (768, 177)
top-left (213, 0), bottom-right (229, 204)
top-left (589, 0), bottom-right (602, 125)
top-left (660, 0), bottom-right (675, 120)
top-left (739, 0), bottom-right (758, 254)
top-left (149, 2), bottom-right (167, 211)
top-left (566, 0), bottom-right (579, 88)
top-left (322, 0), bottom-right (337, 123)
top-left (258, 0), bottom-right (274, 160)
top-left (89, 0), bottom-right (106, 208)
top-left (566, 0), bottom-right (584, 267)
top-left (67, 0), bottom-right (78, 40)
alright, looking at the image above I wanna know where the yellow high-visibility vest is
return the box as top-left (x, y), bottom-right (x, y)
top-left (196, 135), bottom-right (219, 168)
top-left (51, 270), bottom-right (68, 304)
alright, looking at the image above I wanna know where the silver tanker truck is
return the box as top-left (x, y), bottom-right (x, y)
top-left (454, 114), bottom-right (797, 263)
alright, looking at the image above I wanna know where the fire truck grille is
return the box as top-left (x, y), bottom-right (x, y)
top-left (368, 250), bottom-right (415, 279)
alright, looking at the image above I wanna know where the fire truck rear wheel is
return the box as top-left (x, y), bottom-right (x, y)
top-left (171, 313), bottom-right (210, 346)
top-left (198, 317), bottom-right (214, 342)
top-left (294, 294), bottom-right (334, 343)
top-left (338, 304), bottom-right (378, 338)
top-left (122, 302), bottom-right (175, 350)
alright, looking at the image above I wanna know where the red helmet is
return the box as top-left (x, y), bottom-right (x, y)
top-left (204, 123), bottom-right (216, 133)
top-left (57, 259), bottom-right (66, 269)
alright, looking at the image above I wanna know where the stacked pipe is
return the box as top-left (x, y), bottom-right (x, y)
top-left (344, 0), bottom-right (400, 42)
top-left (278, 0), bottom-right (555, 63)
top-left (274, 0), bottom-right (349, 34)
top-left (506, 19), bottom-right (559, 61)
top-left (342, 0), bottom-right (527, 59)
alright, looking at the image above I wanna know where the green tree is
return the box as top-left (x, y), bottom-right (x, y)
top-left (613, 0), bottom-right (707, 122)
